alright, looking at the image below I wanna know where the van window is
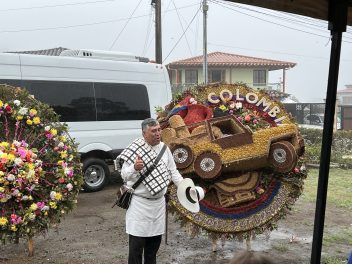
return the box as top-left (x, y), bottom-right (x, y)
top-left (23, 80), bottom-right (96, 122)
top-left (94, 83), bottom-right (150, 121)
top-left (0, 79), bottom-right (22, 87)
top-left (1, 79), bottom-right (151, 122)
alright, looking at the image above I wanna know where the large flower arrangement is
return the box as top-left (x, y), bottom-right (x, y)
top-left (158, 83), bottom-right (307, 240)
top-left (0, 84), bottom-right (82, 245)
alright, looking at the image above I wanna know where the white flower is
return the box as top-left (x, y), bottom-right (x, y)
top-left (6, 174), bottom-right (15, 181)
top-left (13, 100), bottom-right (21, 106)
top-left (44, 126), bottom-right (51, 131)
top-left (18, 107), bottom-right (28, 115)
top-left (13, 140), bottom-right (21, 147)
top-left (50, 191), bottom-right (56, 200)
top-left (41, 205), bottom-right (50, 211)
top-left (22, 195), bottom-right (29, 201)
top-left (58, 142), bottom-right (64, 148)
top-left (235, 102), bottom-right (243, 109)
top-left (66, 183), bottom-right (73, 191)
top-left (14, 158), bottom-right (23, 166)
top-left (11, 189), bottom-right (19, 196)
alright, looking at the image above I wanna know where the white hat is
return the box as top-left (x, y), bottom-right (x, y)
top-left (177, 178), bottom-right (205, 213)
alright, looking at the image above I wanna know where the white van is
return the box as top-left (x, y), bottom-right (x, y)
top-left (0, 49), bottom-right (172, 191)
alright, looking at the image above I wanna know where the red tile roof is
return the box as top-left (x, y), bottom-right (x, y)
top-left (167, 51), bottom-right (296, 70)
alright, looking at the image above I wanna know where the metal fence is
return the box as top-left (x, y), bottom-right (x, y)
top-left (283, 103), bottom-right (352, 130)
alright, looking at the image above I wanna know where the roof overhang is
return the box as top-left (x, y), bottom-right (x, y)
top-left (223, 0), bottom-right (352, 26)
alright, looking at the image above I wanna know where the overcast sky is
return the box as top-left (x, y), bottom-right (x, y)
top-left (0, 0), bottom-right (351, 102)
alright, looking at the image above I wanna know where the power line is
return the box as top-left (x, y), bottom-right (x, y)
top-left (163, 6), bottom-right (201, 63)
top-left (109, 0), bottom-right (143, 50)
top-left (172, 0), bottom-right (193, 56)
top-left (0, 0), bottom-right (116, 12)
top-left (209, 0), bottom-right (352, 43)
top-left (142, 6), bottom-right (154, 56)
top-left (219, 1), bottom-right (352, 38)
top-left (0, 3), bottom-right (199, 34)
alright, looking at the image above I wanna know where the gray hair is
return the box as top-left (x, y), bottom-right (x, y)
top-left (141, 118), bottom-right (159, 132)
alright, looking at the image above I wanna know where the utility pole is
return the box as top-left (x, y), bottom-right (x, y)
top-left (152, 0), bottom-right (162, 64)
top-left (203, 0), bottom-right (208, 84)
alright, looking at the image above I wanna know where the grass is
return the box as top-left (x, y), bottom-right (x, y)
top-left (324, 257), bottom-right (348, 264)
top-left (323, 227), bottom-right (352, 247)
top-left (301, 168), bottom-right (352, 209)
top-left (272, 243), bottom-right (289, 253)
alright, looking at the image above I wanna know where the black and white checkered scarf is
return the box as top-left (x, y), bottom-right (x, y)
top-left (115, 138), bottom-right (171, 196)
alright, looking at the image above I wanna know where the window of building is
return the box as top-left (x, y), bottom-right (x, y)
top-left (94, 83), bottom-right (150, 121)
top-left (342, 96), bottom-right (352, 105)
top-left (185, 70), bottom-right (198, 84)
top-left (209, 70), bottom-right (224, 82)
top-left (253, 70), bottom-right (266, 86)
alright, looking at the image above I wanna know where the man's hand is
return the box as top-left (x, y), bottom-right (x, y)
top-left (134, 155), bottom-right (144, 171)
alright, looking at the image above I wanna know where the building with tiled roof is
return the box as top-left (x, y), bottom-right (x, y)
top-left (167, 51), bottom-right (296, 93)
top-left (337, 85), bottom-right (352, 105)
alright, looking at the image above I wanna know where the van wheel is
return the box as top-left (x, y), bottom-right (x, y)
top-left (83, 158), bottom-right (109, 192)
top-left (269, 141), bottom-right (297, 173)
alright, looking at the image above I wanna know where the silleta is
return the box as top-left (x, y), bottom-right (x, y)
top-left (208, 89), bottom-right (286, 123)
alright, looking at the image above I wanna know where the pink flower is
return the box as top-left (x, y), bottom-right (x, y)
top-left (244, 115), bottom-right (251, 122)
top-left (36, 201), bottom-right (45, 209)
top-left (17, 147), bottom-right (27, 159)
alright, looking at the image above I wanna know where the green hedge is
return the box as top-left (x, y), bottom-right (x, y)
top-left (300, 128), bottom-right (352, 168)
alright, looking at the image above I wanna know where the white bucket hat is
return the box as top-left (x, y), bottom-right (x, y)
top-left (177, 178), bottom-right (205, 213)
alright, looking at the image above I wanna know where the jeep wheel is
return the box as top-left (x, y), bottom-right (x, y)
top-left (83, 158), bottom-right (109, 192)
top-left (171, 144), bottom-right (193, 169)
top-left (269, 141), bottom-right (297, 173)
top-left (194, 152), bottom-right (222, 180)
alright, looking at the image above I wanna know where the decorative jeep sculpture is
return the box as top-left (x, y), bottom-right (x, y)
top-left (162, 115), bottom-right (305, 180)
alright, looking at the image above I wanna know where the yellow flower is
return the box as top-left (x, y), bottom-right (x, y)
top-left (50, 128), bottom-right (57, 136)
top-left (29, 109), bottom-right (37, 116)
top-left (7, 153), bottom-right (15, 161)
top-left (16, 115), bottom-right (23, 121)
top-left (59, 136), bottom-right (67, 142)
top-left (0, 153), bottom-right (8, 159)
top-left (30, 203), bottom-right (38, 211)
top-left (26, 119), bottom-right (33, 125)
top-left (55, 192), bottom-right (63, 201)
top-left (0, 100), bottom-right (3, 108)
top-left (0, 217), bottom-right (8, 226)
top-left (60, 151), bottom-right (68, 159)
top-left (11, 225), bottom-right (18, 231)
top-left (0, 187), bottom-right (4, 192)
top-left (49, 201), bottom-right (57, 209)
top-left (0, 142), bottom-right (9, 148)
top-left (33, 117), bottom-right (41, 125)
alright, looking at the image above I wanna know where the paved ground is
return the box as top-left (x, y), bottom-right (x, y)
top-left (0, 180), bottom-right (351, 264)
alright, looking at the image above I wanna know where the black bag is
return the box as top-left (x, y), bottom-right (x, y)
top-left (112, 144), bottom-right (167, 210)
top-left (117, 185), bottom-right (133, 209)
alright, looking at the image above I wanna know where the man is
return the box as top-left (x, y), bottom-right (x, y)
top-left (116, 118), bottom-right (183, 264)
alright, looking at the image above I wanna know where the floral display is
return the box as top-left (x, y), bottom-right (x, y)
top-left (158, 83), bottom-right (307, 240)
top-left (0, 84), bottom-right (82, 245)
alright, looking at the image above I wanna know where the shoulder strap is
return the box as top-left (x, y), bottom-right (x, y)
top-left (131, 144), bottom-right (168, 190)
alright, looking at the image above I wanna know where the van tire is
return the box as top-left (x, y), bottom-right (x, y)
top-left (83, 158), bottom-right (109, 192)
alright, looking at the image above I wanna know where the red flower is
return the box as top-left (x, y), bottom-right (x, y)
top-left (5, 105), bottom-right (12, 113)
top-left (58, 178), bottom-right (65, 184)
